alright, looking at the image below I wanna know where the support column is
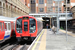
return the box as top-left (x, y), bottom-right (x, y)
top-left (27, 0), bottom-right (30, 8)
top-left (2, 2), bottom-right (3, 16)
top-left (53, 1), bottom-right (55, 13)
top-left (62, 1), bottom-right (64, 13)
top-left (0, 2), bottom-right (2, 15)
top-left (44, 0), bottom-right (47, 13)
top-left (50, 17), bottom-right (51, 28)
top-left (3, 3), bottom-right (5, 16)
top-left (11, 4), bottom-right (12, 17)
top-left (36, 0), bottom-right (38, 13)
top-left (5, 2), bottom-right (7, 17)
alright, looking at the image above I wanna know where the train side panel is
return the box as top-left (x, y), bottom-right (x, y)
top-left (0, 21), bottom-right (15, 43)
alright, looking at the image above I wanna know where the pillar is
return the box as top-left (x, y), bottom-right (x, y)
top-left (0, 2), bottom-right (2, 15)
top-left (62, 1), bottom-right (64, 13)
top-left (53, 1), bottom-right (55, 13)
top-left (50, 17), bottom-right (51, 28)
top-left (36, 0), bottom-right (38, 13)
top-left (44, 0), bottom-right (47, 13)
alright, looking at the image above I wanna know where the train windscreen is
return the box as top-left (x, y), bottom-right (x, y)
top-left (29, 18), bottom-right (36, 33)
top-left (24, 22), bottom-right (28, 31)
top-left (16, 18), bottom-right (22, 33)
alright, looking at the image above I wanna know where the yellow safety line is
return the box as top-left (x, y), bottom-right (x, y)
top-left (60, 30), bottom-right (75, 37)
top-left (39, 29), bottom-right (47, 50)
top-left (32, 29), bottom-right (44, 50)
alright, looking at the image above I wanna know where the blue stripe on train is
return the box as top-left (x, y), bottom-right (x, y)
top-left (4, 35), bottom-right (10, 39)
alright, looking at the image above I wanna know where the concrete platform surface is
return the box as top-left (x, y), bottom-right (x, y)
top-left (28, 29), bottom-right (75, 50)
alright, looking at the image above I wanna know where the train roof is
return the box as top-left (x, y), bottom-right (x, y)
top-left (17, 15), bottom-right (42, 22)
top-left (17, 15), bottom-right (35, 19)
top-left (0, 16), bottom-right (16, 21)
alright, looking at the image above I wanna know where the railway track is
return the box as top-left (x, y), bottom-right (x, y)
top-left (8, 43), bottom-right (19, 50)
top-left (0, 43), bottom-right (10, 50)
top-left (6, 44), bottom-right (29, 50)
top-left (0, 40), bottom-right (31, 50)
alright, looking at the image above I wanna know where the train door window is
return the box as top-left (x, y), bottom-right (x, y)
top-left (0, 22), bottom-right (2, 31)
top-left (3, 23), bottom-right (5, 31)
top-left (5, 23), bottom-right (7, 31)
top-left (24, 22), bottom-right (28, 31)
top-left (16, 18), bottom-right (22, 33)
top-left (29, 18), bottom-right (36, 33)
top-left (8, 23), bottom-right (11, 30)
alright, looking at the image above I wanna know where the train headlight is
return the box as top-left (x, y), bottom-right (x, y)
top-left (17, 30), bottom-right (22, 33)
top-left (17, 31), bottom-right (19, 33)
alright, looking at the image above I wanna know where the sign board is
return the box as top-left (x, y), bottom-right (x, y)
top-left (54, 0), bottom-right (63, 1)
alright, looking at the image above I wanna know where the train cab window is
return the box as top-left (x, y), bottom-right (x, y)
top-left (16, 18), bottom-right (22, 33)
top-left (8, 23), bottom-right (11, 30)
top-left (29, 18), bottom-right (36, 33)
top-left (5, 23), bottom-right (7, 31)
top-left (0, 22), bottom-right (2, 31)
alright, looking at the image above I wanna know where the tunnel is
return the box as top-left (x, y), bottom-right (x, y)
top-left (42, 17), bottom-right (50, 29)
top-left (42, 17), bottom-right (57, 29)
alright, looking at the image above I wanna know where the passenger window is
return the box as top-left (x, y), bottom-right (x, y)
top-left (29, 18), bottom-right (36, 33)
top-left (0, 22), bottom-right (2, 31)
top-left (8, 23), bottom-right (11, 30)
top-left (5, 23), bottom-right (7, 31)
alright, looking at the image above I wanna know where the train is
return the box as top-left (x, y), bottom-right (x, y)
top-left (15, 15), bottom-right (43, 41)
top-left (0, 16), bottom-right (16, 43)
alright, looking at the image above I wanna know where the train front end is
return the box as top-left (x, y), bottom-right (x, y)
top-left (15, 16), bottom-right (37, 41)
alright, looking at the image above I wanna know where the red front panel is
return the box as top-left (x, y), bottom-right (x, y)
top-left (22, 20), bottom-right (30, 36)
top-left (15, 16), bottom-right (38, 37)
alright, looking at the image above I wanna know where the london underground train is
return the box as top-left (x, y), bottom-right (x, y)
top-left (0, 16), bottom-right (15, 43)
top-left (15, 15), bottom-right (43, 41)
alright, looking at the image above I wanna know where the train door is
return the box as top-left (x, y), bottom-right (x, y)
top-left (0, 22), bottom-right (5, 40)
top-left (4, 22), bottom-right (11, 39)
top-left (11, 22), bottom-right (14, 36)
top-left (22, 20), bottom-right (29, 36)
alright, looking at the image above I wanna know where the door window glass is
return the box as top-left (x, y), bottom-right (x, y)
top-left (0, 22), bottom-right (2, 31)
top-left (8, 23), bottom-right (11, 30)
top-left (3, 23), bottom-right (5, 31)
top-left (5, 23), bottom-right (7, 31)
top-left (24, 22), bottom-right (28, 31)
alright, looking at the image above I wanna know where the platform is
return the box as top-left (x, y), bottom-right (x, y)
top-left (28, 29), bottom-right (75, 50)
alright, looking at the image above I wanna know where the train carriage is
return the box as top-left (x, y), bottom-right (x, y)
top-left (15, 15), bottom-right (43, 41)
top-left (0, 16), bottom-right (15, 43)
